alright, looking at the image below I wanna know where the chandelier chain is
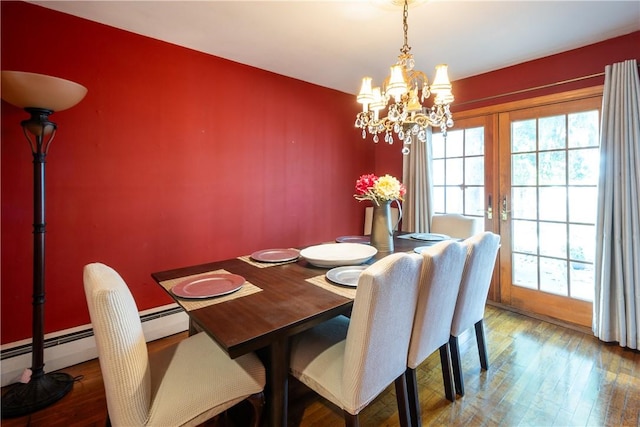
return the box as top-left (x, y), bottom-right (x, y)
top-left (401, 0), bottom-right (410, 55)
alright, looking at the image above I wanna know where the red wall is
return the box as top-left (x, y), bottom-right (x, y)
top-left (1, 1), bottom-right (374, 343)
top-left (453, 31), bottom-right (640, 112)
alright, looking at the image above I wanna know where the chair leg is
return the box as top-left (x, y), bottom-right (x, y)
top-left (438, 343), bottom-right (456, 402)
top-left (474, 319), bottom-right (489, 370)
top-left (394, 372), bottom-right (411, 427)
top-left (246, 392), bottom-right (265, 427)
top-left (405, 368), bottom-right (421, 427)
top-left (449, 335), bottom-right (464, 396)
top-left (188, 318), bottom-right (202, 336)
top-left (344, 410), bottom-right (360, 427)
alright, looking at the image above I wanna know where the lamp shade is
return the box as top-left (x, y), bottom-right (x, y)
top-left (429, 64), bottom-right (452, 95)
top-left (385, 65), bottom-right (407, 101)
top-left (1, 71), bottom-right (87, 112)
top-left (357, 77), bottom-right (374, 105)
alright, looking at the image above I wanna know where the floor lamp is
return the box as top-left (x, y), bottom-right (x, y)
top-left (1, 71), bottom-right (87, 418)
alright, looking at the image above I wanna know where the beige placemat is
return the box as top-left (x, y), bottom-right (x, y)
top-left (237, 253), bottom-right (300, 268)
top-left (306, 274), bottom-right (357, 299)
top-left (160, 269), bottom-right (262, 311)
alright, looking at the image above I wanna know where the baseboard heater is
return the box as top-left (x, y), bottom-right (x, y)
top-left (1, 304), bottom-right (189, 387)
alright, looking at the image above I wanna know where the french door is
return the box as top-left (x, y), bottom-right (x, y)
top-left (497, 97), bottom-right (602, 327)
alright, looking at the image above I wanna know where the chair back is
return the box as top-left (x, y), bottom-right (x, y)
top-left (341, 253), bottom-right (421, 413)
top-left (407, 240), bottom-right (467, 368)
top-left (83, 263), bottom-right (150, 426)
top-left (451, 232), bottom-right (501, 337)
top-left (431, 213), bottom-right (482, 239)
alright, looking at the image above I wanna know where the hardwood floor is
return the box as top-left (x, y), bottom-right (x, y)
top-left (2, 305), bottom-right (639, 426)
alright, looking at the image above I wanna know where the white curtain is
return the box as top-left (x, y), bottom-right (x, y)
top-left (401, 128), bottom-right (433, 232)
top-left (593, 59), bottom-right (640, 350)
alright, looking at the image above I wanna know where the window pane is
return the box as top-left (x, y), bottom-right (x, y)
top-left (513, 253), bottom-right (537, 289)
top-left (512, 120), bottom-right (536, 153)
top-left (465, 127), bottom-right (484, 155)
top-left (540, 222), bottom-right (566, 258)
top-left (446, 187), bottom-right (463, 213)
top-left (571, 263), bottom-right (594, 301)
top-left (512, 153), bottom-right (537, 185)
top-left (569, 187), bottom-right (597, 223)
top-left (432, 132), bottom-right (445, 158)
top-left (568, 110), bottom-right (599, 148)
top-left (569, 147), bottom-right (599, 185)
top-left (432, 159), bottom-right (445, 186)
top-left (569, 224), bottom-right (595, 263)
top-left (512, 187), bottom-right (537, 220)
top-left (446, 158), bottom-right (463, 185)
top-left (465, 156), bottom-right (484, 185)
top-left (540, 257), bottom-right (568, 296)
top-left (432, 186), bottom-right (445, 213)
top-left (539, 187), bottom-right (566, 222)
top-left (539, 151), bottom-right (566, 185)
top-left (464, 186), bottom-right (484, 217)
top-left (446, 130), bottom-right (464, 157)
top-left (539, 115), bottom-right (566, 151)
top-left (513, 220), bottom-right (537, 254)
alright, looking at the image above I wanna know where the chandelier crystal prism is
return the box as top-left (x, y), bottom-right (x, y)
top-left (355, 0), bottom-right (454, 155)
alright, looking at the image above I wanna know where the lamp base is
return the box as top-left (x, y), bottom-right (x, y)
top-left (1, 372), bottom-right (74, 418)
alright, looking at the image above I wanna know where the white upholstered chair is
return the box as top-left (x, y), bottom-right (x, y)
top-left (83, 263), bottom-right (265, 427)
top-left (364, 206), bottom-right (400, 235)
top-left (289, 253), bottom-right (422, 427)
top-left (449, 232), bottom-right (501, 396)
top-left (431, 213), bottom-right (482, 239)
top-left (405, 240), bottom-right (467, 426)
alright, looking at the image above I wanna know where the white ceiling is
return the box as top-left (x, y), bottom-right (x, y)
top-left (29, 1), bottom-right (640, 95)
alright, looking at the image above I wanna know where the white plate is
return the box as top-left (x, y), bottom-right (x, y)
top-left (250, 248), bottom-right (300, 263)
top-left (326, 265), bottom-right (368, 287)
top-left (300, 243), bottom-right (378, 268)
top-left (410, 233), bottom-right (450, 241)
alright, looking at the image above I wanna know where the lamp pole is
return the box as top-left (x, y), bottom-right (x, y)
top-left (2, 108), bottom-right (75, 418)
top-left (1, 71), bottom-right (87, 419)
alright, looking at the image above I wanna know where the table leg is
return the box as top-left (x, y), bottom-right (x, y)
top-left (268, 338), bottom-right (289, 427)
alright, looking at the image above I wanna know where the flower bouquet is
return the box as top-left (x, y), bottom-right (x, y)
top-left (354, 173), bottom-right (406, 206)
top-left (354, 173), bottom-right (405, 252)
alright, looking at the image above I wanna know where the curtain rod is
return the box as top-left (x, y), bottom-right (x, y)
top-left (454, 72), bottom-right (605, 107)
top-left (456, 62), bottom-right (640, 107)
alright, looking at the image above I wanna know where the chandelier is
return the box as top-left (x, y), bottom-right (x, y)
top-left (355, 0), bottom-right (454, 154)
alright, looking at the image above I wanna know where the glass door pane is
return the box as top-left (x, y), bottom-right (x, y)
top-left (499, 97), bottom-right (601, 327)
top-left (432, 126), bottom-right (485, 219)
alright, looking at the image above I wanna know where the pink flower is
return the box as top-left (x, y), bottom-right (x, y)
top-left (354, 173), bottom-right (405, 204)
top-left (355, 174), bottom-right (378, 196)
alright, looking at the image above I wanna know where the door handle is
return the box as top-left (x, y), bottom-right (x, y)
top-left (501, 195), bottom-right (510, 221)
top-left (487, 194), bottom-right (493, 219)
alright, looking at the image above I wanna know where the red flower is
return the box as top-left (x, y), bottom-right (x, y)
top-left (355, 174), bottom-right (378, 196)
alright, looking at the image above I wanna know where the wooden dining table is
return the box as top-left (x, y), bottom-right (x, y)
top-left (151, 233), bottom-right (427, 427)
